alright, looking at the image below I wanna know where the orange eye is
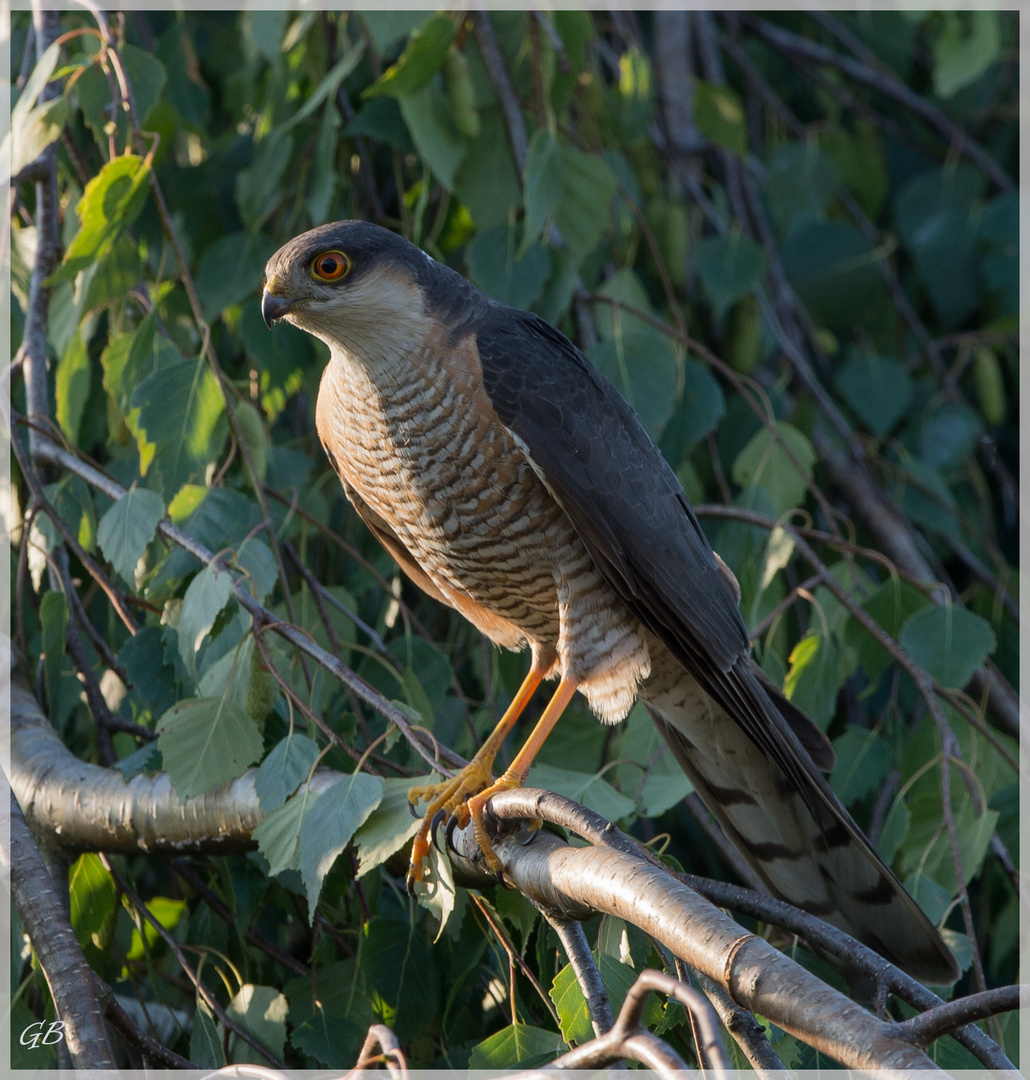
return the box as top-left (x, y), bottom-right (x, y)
top-left (311, 250), bottom-right (351, 281)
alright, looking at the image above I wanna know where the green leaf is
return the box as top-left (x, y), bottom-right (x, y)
top-left (933, 11), bottom-right (1001, 98)
top-left (235, 536), bottom-right (277, 601)
top-left (731, 421), bottom-right (816, 514)
top-left (835, 350), bottom-right (913, 437)
top-left (286, 961), bottom-right (368, 1067)
top-left (131, 357), bottom-right (227, 496)
top-left (398, 82), bottom-right (466, 190)
top-left (284, 41), bottom-right (366, 129)
top-left (587, 327), bottom-right (679, 440)
top-left (551, 952), bottom-right (660, 1045)
top-left (894, 166), bottom-right (983, 328)
top-left (97, 487), bottom-right (165, 586)
top-left (528, 762), bottom-right (635, 823)
top-left (453, 107), bottom-right (521, 230)
top-left (255, 734), bottom-right (320, 813)
top-left (781, 221), bottom-right (882, 329)
top-left (7, 40), bottom-right (66, 175)
top-left (363, 13), bottom-right (456, 99)
top-left (77, 43), bottom-right (166, 145)
top-left (299, 772), bottom-right (383, 919)
top-left (253, 781), bottom-right (319, 876)
top-left (156, 696), bottom-right (263, 798)
top-left (846, 578), bottom-right (931, 685)
top-left (190, 1001), bottom-right (226, 1070)
top-left (227, 985), bottom-right (288, 1063)
top-left (829, 726), bottom-right (892, 804)
top-left (898, 604), bottom-right (996, 689)
top-left (68, 852), bottom-right (116, 950)
top-left (468, 1024), bottom-right (562, 1069)
top-left (235, 128), bottom-right (293, 231)
top-left (694, 81), bottom-right (746, 156)
top-left (361, 12), bottom-right (426, 52)
top-left (361, 917), bottom-right (439, 1040)
top-left (694, 233), bottom-right (766, 319)
top-left (522, 129), bottom-right (562, 253)
top-left (783, 632), bottom-right (842, 728)
top-left (53, 155), bottom-right (152, 282)
top-left (353, 776), bottom-right (425, 877)
top-left (766, 142), bottom-right (838, 232)
top-left (466, 224), bottom-right (550, 309)
top-left (54, 330), bottom-right (91, 447)
top-left (877, 796), bottom-right (911, 865)
top-left (612, 702), bottom-right (692, 816)
top-left (553, 145), bottom-right (616, 264)
top-left (918, 400), bottom-right (982, 471)
top-left (413, 842), bottom-right (459, 940)
top-left (40, 590), bottom-right (68, 717)
top-left (10, 93), bottom-right (69, 178)
top-left (178, 563), bottom-right (234, 676)
top-left (194, 232), bottom-right (277, 321)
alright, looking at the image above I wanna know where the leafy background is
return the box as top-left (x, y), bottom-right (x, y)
top-left (9, 8), bottom-right (1018, 1072)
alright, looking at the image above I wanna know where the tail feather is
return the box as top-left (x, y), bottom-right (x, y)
top-left (642, 655), bottom-right (959, 985)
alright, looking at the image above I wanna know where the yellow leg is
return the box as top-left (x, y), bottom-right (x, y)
top-left (466, 676), bottom-right (579, 873)
top-left (406, 662), bottom-right (546, 890)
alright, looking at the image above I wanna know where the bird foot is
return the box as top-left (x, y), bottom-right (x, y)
top-left (406, 754), bottom-right (497, 892)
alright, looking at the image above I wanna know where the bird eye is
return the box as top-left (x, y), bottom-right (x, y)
top-left (311, 251), bottom-right (351, 282)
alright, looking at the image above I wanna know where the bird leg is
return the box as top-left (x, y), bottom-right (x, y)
top-left (464, 677), bottom-right (579, 874)
top-left (406, 663), bottom-right (545, 890)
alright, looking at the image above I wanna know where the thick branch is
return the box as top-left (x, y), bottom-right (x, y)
top-left (451, 792), bottom-right (939, 1071)
top-left (7, 791), bottom-right (118, 1068)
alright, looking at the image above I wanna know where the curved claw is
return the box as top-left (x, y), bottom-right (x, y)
top-left (408, 797), bottom-right (420, 819)
top-left (445, 813), bottom-right (459, 850)
top-left (429, 808), bottom-right (447, 851)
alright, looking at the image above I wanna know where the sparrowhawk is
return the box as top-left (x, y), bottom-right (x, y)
top-left (261, 220), bottom-right (958, 984)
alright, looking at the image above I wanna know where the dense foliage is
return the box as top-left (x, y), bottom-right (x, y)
top-left (9, 9), bottom-right (1018, 1072)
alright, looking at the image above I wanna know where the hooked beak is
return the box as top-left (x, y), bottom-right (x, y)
top-left (261, 288), bottom-right (294, 329)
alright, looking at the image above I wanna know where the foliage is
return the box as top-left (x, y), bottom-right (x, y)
top-left (10, 9), bottom-right (1018, 1072)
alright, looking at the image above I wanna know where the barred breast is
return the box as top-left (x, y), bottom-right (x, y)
top-left (315, 328), bottom-right (651, 722)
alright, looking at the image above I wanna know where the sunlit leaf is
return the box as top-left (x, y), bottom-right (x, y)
top-left (156, 696), bottom-right (263, 798)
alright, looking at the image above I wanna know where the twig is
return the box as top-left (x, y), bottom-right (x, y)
top-left (551, 969), bottom-right (729, 1076)
top-left (540, 911), bottom-right (616, 1040)
top-left (893, 985), bottom-right (1023, 1048)
top-left (743, 15), bottom-right (1012, 193)
top-left (99, 853), bottom-right (286, 1068)
top-left (345, 1024), bottom-right (407, 1080)
top-left (480, 788), bottom-right (1014, 1071)
top-left (692, 967), bottom-right (784, 1075)
top-left (471, 12), bottom-right (528, 173)
top-left (20, 7), bottom-right (60, 459)
top-left (92, 975), bottom-right (195, 1069)
top-left (33, 435), bottom-right (464, 776)
top-left (12, 424), bottom-right (140, 635)
top-left (169, 858), bottom-right (309, 978)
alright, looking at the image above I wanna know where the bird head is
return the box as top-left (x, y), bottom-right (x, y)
top-left (261, 220), bottom-right (451, 364)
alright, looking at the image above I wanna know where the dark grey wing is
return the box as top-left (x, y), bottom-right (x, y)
top-left (475, 306), bottom-right (958, 984)
top-left (476, 306), bottom-right (820, 799)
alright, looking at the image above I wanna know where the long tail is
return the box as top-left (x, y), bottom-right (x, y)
top-left (641, 647), bottom-right (958, 985)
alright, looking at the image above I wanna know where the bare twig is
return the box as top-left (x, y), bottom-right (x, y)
top-left (346, 1024), bottom-right (407, 1080)
top-left (893, 985), bottom-right (1023, 1048)
top-left (99, 853), bottom-right (286, 1068)
top-left (743, 15), bottom-right (1012, 192)
top-left (539, 911), bottom-right (616, 1041)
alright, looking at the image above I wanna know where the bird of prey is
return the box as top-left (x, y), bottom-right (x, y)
top-left (261, 220), bottom-right (958, 984)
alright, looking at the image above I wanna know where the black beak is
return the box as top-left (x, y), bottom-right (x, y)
top-left (261, 289), bottom-right (294, 329)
